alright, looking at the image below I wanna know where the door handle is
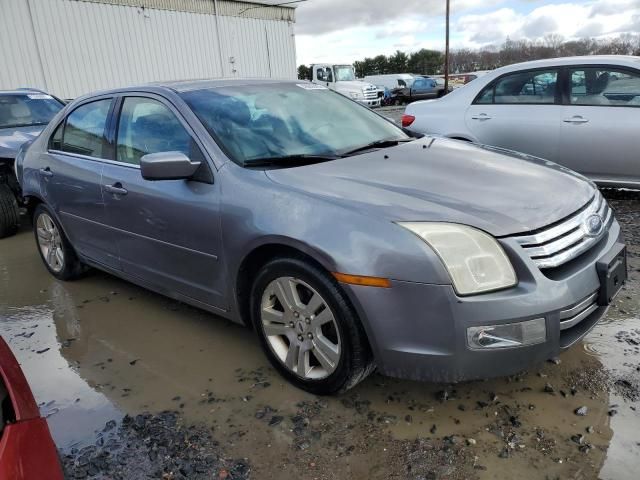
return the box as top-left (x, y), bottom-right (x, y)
top-left (563, 116), bottom-right (589, 124)
top-left (104, 183), bottom-right (128, 196)
top-left (471, 113), bottom-right (492, 120)
top-left (39, 167), bottom-right (53, 177)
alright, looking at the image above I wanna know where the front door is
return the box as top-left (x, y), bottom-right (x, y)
top-left (559, 65), bottom-right (640, 186)
top-left (42, 97), bottom-right (120, 268)
top-left (465, 68), bottom-right (562, 162)
top-left (101, 95), bottom-right (225, 309)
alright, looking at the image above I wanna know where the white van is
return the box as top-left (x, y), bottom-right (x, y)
top-left (363, 74), bottom-right (415, 90)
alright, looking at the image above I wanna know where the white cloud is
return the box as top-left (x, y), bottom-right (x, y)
top-left (294, 0), bottom-right (640, 65)
top-left (455, 1), bottom-right (640, 48)
top-left (295, 0), bottom-right (504, 35)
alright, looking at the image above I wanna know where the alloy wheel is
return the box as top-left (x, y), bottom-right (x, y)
top-left (260, 276), bottom-right (341, 379)
top-left (36, 213), bottom-right (65, 273)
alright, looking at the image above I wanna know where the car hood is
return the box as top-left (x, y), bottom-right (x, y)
top-left (0, 125), bottom-right (44, 158)
top-left (335, 80), bottom-right (375, 92)
top-left (265, 137), bottom-right (595, 237)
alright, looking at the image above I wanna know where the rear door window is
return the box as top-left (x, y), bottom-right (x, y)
top-left (476, 70), bottom-right (558, 104)
top-left (569, 67), bottom-right (640, 106)
top-left (60, 99), bottom-right (112, 158)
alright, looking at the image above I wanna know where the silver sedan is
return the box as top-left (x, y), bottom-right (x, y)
top-left (404, 55), bottom-right (640, 188)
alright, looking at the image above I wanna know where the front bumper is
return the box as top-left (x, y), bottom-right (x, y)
top-left (357, 98), bottom-right (381, 108)
top-left (344, 220), bottom-right (623, 383)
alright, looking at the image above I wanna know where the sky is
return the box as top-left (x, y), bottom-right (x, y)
top-left (293, 0), bottom-right (640, 65)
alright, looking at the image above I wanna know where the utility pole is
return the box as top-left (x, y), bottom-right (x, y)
top-left (444, 0), bottom-right (450, 93)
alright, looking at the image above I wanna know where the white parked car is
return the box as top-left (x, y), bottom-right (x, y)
top-left (403, 56), bottom-right (640, 188)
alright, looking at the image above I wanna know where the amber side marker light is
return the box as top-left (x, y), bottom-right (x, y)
top-left (333, 272), bottom-right (391, 288)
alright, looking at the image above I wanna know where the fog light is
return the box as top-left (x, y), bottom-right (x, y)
top-left (467, 318), bottom-right (546, 350)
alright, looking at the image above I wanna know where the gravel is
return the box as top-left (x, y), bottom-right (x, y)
top-left (61, 412), bottom-right (250, 480)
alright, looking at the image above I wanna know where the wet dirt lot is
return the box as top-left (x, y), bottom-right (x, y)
top-left (1, 190), bottom-right (640, 480)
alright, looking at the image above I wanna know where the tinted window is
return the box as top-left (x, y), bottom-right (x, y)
top-left (61, 99), bottom-right (112, 157)
top-left (478, 70), bottom-right (558, 104)
top-left (0, 94), bottom-right (63, 129)
top-left (570, 67), bottom-right (640, 106)
top-left (181, 83), bottom-right (407, 166)
top-left (316, 67), bottom-right (333, 83)
top-left (116, 97), bottom-right (199, 166)
top-left (50, 121), bottom-right (63, 150)
top-left (413, 78), bottom-right (426, 89)
top-left (475, 86), bottom-right (494, 104)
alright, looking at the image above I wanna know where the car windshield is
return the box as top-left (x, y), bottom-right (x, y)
top-left (0, 93), bottom-right (63, 129)
top-left (181, 83), bottom-right (408, 166)
top-left (334, 66), bottom-right (356, 82)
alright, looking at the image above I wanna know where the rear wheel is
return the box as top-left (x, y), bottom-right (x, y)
top-left (250, 257), bottom-right (374, 395)
top-left (0, 183), bottom-right (19, 239)
top-left (33, 204), bottom-right (87, 280)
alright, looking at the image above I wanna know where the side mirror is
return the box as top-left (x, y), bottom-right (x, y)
top-left (140, 151), bottom-right (201, 181)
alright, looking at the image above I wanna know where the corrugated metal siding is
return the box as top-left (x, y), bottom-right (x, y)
top-left (0, 0), bottom-right (47, 90)
top-left (68, 0), bottom-right (296, 21)
top-left (0, 0), bottom-right (297, 98)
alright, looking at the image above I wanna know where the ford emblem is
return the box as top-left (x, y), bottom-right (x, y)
top-left (584, 214), bottom-right (604, 237)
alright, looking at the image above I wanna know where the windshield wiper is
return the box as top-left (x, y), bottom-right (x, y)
top-left (340, 138), bottom-right (414, 157)
top-left (244, 154), bottom-right (340, 168)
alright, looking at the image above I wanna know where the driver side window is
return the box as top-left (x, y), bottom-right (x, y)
top-left (116, 97), bottom-right (202, 166)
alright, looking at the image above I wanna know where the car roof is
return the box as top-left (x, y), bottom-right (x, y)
top-left (72, 78), bottom-right (305, 101)
top-left (0, 88), bottom-right (51, 95)
top-left (496, 55), bottom-right (640, 73)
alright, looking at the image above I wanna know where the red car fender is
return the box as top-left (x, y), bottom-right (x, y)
top-left (0, 338), bottom-right (64, 479)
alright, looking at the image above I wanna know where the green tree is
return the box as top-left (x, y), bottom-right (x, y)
top-left (297, 64), bottom-right (311, 80)
top-left (370, 55), bottom-right (389, 74)
top-left (387, 50), bottom-right (409, 73)
top-left (407, 49), bottom-right (443, 75)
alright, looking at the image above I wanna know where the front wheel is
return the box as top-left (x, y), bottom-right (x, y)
top-left (33, 204), bottom-right (88, 280)
top-left (0, 183), bottom-right (19, 239)
top-left (250, 257), bottom-right (374, 395)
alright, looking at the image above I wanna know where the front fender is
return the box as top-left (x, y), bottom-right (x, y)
top-left (220, 166), bottom-right (451, 290)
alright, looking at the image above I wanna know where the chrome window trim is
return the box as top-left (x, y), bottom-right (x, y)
top-left (47, 149), bottom-right (140, 170)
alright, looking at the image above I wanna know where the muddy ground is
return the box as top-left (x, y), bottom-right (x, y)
top-left (1, 188), bottom-right (639, 480)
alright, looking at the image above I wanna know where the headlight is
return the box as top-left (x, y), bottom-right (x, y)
top-left (398, 222), bottom-right (517, 295)
top-left (350, 92), bottom-right (361, 99)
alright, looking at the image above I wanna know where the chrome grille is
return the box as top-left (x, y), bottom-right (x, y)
top-left (511, 191), bottom-right (612, 269)
top-left (363, 86), bottom-right (378, 100)
top-left (559, 292), bottom-right (598, 330)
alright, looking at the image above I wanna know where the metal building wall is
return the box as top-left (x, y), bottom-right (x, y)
top-left (0, 0), bottom-right (297, 98)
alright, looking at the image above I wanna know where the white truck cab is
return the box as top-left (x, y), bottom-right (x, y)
top-left (311, 64), bottom-right (381, 108)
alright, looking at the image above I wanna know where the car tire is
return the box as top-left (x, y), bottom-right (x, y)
top-left (0, 183), bottom-right (19, 239)
top-left (33, 204), bottom-right (88, 280)
top-left (250, 257), bottom-right (374, 395)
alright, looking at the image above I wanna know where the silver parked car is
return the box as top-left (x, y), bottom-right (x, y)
top-left (0, 89), bottom-right (64, 237)
top-left (17, 79), bottom-right (626, 394)
top-left (404, 55), bottom-right (640, 188)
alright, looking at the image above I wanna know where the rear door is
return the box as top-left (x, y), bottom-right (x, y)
top-left (42, 97), bottom-right (120, 268)
top-left (100, 94), bottom-right (225, 309)
top-left (465, 68), bottom-right (562, 162)
top-left (559, 65), bottom-right (640, 186)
